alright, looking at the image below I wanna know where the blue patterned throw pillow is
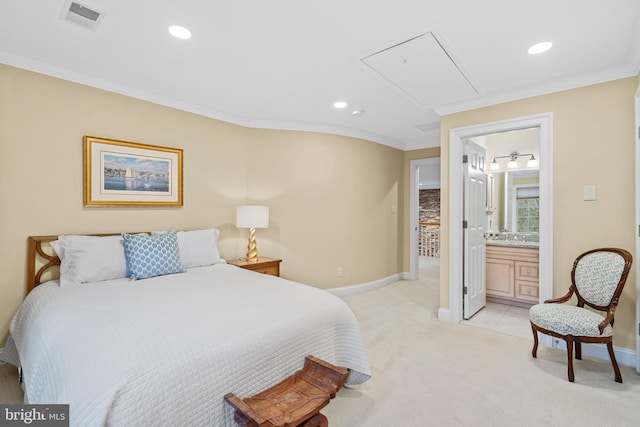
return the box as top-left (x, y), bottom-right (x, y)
top-left (122, 231), bottom-right (185, 280)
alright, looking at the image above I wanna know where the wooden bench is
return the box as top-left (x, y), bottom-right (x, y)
top-left (225, 355), bottom-right (349, 427)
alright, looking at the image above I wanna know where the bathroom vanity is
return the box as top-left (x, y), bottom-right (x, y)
top-left (486, 242), bottom-right (539, 306)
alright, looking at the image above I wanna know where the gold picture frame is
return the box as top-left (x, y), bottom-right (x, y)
top-left (84, 136), bottom-right (183, 207)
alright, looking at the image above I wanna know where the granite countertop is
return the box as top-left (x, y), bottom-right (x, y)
top-left (486, 240), bottom-right (539, 249)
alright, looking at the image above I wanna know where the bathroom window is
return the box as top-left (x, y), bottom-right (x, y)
top-left (516, 187), bottom-right (539, 232)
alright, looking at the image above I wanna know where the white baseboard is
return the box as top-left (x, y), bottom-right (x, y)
top-left (437, 307), bottom-right (452, 322)
top-left (326, 273), bottom-right (403, 297)
top-left (436, 308), bottom-right (636, 368)
top-left (549, 338), bottom-right (636, 368)
top-left (327, 270), bottom-right (431, 296)
top-left (401, 271), bottom-right (418, 281)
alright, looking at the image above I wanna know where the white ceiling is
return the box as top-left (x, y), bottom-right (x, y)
top-left (1, 1), bottom-right (639, 151)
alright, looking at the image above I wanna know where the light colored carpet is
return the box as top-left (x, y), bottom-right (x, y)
top-left (324, 258), bottom-right (640, 426)
top-left (1, 258), bottom-right (639, 426)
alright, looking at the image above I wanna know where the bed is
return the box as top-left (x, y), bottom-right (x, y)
top-left (4, 231), bottom-right (371, 426)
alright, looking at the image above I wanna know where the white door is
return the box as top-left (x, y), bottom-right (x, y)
top-left (463, 140), bottom-right (487, 319)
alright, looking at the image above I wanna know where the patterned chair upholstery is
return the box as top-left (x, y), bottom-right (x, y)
top-left (529, 248), bottom-right (632, 383)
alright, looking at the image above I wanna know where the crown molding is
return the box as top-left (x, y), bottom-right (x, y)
top-left (434, 64), bottom-right (638, 116)
top-left (0, 51), bottom-right (418, 151)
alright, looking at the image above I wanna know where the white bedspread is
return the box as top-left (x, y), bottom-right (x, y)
top-left (9, 264), bottom-right (371, 426)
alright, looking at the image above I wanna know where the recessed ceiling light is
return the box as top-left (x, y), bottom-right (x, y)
top-left (333, 101), bottom-right (348, 109)
top-left (168, 25), bottom-right (191, 40)
top-left (528, 41), bottom-right (552, 55)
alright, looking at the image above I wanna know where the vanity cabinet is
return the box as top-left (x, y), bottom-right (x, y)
top-left (486, 245), bottom-right (539, 305)
top-left (514, 261), bottom-right (539, 302)
top-left (485, 258), bottom-right (514, 299)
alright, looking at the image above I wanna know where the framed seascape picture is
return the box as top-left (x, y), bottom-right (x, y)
top-left (84, 136), bottom-right (183, 207)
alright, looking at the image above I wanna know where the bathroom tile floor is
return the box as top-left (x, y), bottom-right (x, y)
top-left (461, 301), bottom-right (533, 340)
top-left (417, 256), bottom-right (532, 340)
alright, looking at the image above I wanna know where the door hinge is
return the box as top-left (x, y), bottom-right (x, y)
top-left (463, 220), bottom-right (468, 229)
top-left (463, 286), bottom-right (468, 295)
top-left (462, 154), bottom-right (469, 163)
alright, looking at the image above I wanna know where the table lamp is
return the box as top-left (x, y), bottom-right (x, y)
top-left (236, 205), bottom-right (269, 262)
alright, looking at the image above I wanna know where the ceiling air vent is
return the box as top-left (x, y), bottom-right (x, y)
top-left (59, 1), bottom-right (104, 31)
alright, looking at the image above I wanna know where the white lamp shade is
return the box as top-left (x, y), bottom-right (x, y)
top-left (236, 205), bottom-right (269, 228)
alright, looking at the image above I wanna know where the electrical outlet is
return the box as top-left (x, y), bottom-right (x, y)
top-left (337, 267), bottom-right (343, 277)
top-left (583, 185), bottom-right (596, 201)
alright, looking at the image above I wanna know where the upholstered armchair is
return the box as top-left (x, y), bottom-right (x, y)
top-left (529, 248), bottom-right (632, 382)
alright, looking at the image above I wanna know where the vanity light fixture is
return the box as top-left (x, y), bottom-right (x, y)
top-left (489, 153), bottom-right (538, 171)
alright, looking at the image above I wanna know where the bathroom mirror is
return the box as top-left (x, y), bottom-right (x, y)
top-left (487, 169), bottom-right (539, 233)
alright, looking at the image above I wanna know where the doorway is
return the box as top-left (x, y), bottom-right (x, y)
top-left (409, 157), bottom-right (441, 281)
top-left (445, 113), bottom-right (554, 346)
top-left (461, 127), bottom-right (540, 336)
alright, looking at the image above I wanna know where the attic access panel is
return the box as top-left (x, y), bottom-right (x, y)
top-left (361, 32), bottom-right (477, 108)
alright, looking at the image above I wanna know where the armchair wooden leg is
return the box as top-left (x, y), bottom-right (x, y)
top-left (566, 336), bottom-right (575, 382)
top-left (607, 342), bottom-right (623, 383)
top-left (575, 341), bottom-right (582, 360)
top-left (531, 323), bottom-right (539, 358)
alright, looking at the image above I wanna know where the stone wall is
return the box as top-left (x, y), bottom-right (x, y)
top-left (419, 189), bottom-right (440, 223)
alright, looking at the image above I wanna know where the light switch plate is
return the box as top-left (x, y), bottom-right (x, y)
top-left (584, 185), bottom-right (596, 201)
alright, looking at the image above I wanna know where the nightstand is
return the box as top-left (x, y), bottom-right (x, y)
top-left (226, 257), bottom-right (282, 277)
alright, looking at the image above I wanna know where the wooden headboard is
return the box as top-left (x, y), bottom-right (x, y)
top-left (27, 235), bottom-right (61, 294)
top-left (27, 233), bottom-right (126, 294)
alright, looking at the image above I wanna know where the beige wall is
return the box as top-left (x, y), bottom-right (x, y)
top-left (247, 129), bottom-right (404, 286)
top-left (440, 77), bottom-right (638, 350)
top-left (0, 65), bottom-right (405, 343)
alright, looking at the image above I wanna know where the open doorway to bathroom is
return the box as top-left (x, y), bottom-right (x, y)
top-left (460, 127), bottom-right (542, 340)
top-left (447, 114), bottom-right (553, 344)
top-left (443, 113), bottom-right (553, 352)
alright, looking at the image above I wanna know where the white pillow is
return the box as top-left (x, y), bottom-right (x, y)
top-left (51, 235), bottom-right (129, 286)
top-left (152, 229), bottom-right (224, 268)
top-left (178, 229), bottom-right (225, 268)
